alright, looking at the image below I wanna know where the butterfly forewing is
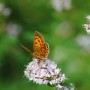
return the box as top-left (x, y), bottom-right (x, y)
top-left (33, 31), bottom-right (44, 52)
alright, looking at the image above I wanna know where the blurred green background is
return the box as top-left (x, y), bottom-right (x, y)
top-left (0, 0), bottom-right (90, 90)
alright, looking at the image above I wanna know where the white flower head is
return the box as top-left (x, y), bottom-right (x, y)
top-left (6, 22), bottom-right (21, 37)
top-left (51, 0), bottom-right (72, 12)
top-left (58, 86), bottom-right (75, 90)
top-left (83, 15), bottom-right (90, 34)
top-left (51, 0), bottom-right (63, 12)
top-left (0, 3), bottom-right (4, 12)
top-left (24, 58), bottom-right (66, 86)
top-left (2, 8), bottom-right (11, 16)
top-left (57, 83), bottom-right (75, 90)
top-left (0, 3), bottom-right (11, 17)
top-left (75, 35), bottom-right (90, 51)
top-left (83, 24), bottom-right (90, 34)
top-left (86, 15), bottom-right (90, 21)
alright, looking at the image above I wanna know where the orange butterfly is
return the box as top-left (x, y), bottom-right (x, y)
top-left (20, 31), bottom-right (49, 60)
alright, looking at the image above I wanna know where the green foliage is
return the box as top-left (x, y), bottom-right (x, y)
top-left (0, 0), bottom-right (90, 90)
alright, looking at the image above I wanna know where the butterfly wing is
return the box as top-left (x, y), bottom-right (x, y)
top-left (33, 31), bottom-right (49, 60)
top-left (33, 31), bottom-right (44, 52)
top-left (39, 42), bottom-right (49, 59)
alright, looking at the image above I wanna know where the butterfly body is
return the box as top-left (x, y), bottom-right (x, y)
top-left (20, 31), bottom-right (49, 60)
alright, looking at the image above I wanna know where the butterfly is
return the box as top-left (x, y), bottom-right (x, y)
top-left (20, 31), bottom-right (49, 60)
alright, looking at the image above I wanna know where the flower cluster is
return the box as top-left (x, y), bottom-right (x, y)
top-left (6, 22), bottom-right (21, 37)
top-left (51, 0), bottom-right (72, 12)
top-left (58, 86), bottom-right (74, 90)
top-left (0, 3), bottom-right (11, 17)
top-left (24, 58), bottom-right (66, 87)
top-left (76, 35), bottom-right (90, 51)
top-left (83, 15), bottom-right (90, 34)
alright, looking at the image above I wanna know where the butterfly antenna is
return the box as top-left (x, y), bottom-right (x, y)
top-left (19, 43), bottom-right (33, 55)
top-left (26, 55), bottom-right (30, 61)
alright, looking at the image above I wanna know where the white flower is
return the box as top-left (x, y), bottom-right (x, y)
top-left (57, 84), bottom-right (62, 89)
top-left (2, 8), bottom-right (11, 16)
top-left (75, 35), bottom-right (90, 51)
top-left (6, 22), bottom-right (21, 37)
top-left (64, 0), bottom-right (72, 10)
top-left (0, 3), bottom-right (4, 12)
top-left (54, 68), bottom-right (60, 74)
top-left (57, 83), bottom-right (75, 90)
top-left (58, 86), bottom-right (75, 90)
top-left (51, 0), bottom-right (63, 12)
top-left (83, 15), bottom-right (90, 34)
top-left (50, 0), bottom-right (72, 12)
top-left (61, 74), bottom-right (66, 82)
top-left (0, 3), bottom-right (11, 17)
top-left (24, 58), bottom-right (66, 85)
top-left (86, 15), bottom-right (90, 21)
top-left (83, 23), bottom-right (90, 34)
